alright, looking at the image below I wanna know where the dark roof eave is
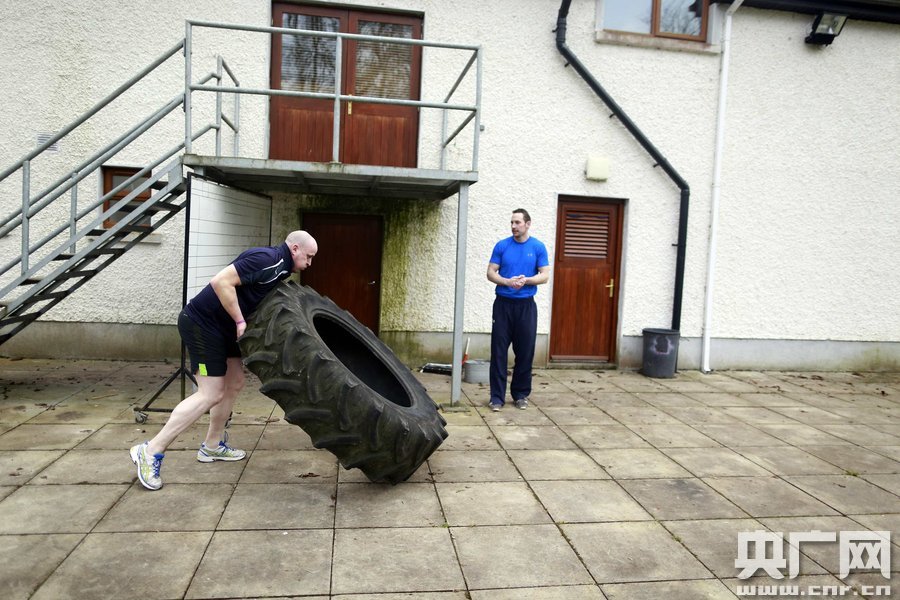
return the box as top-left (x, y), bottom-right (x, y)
top-left (711, 0), bottom-right (900, 24)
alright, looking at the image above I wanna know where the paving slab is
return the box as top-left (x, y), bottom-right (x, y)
top-left (862, 474), bottom-right (900, 496)
top-left (436, 425), bottom-right (500, 451)
top-left (799, 445), bottom-right (900, 474)
top-left (97, 482), bottom-right (233, 532)
top-left (253, 422), bottom-right (317, 449)
top-left (561, 521), bottom-right (714, 583)
top-left (693, 422), bottom-right (789, 447)
top-left (756, 423), bottom-right (854, 446)
top-left (557, 424), bottom-right (651, 449)
top-left (603, 405), bottom-right (681, 425)
top-left (0, 400), bottom-right (53, 424)
top-left (30, 531), bottom-right (209, 600)
top-left (530, 479), bottom-right (652, 522)
top-left (600, 579), bottom-right (737, 600)
top-left (0, 483), bottom-right (128, 533)
top-left (626, 423), bottom-right (721, 448)
top-left (0, 533), bottom-right (84, 600)
top-left (0, 423), bottom-right (98, 450)
top-left (29, 449), bottom-right (135, 484)
top-left (541, 406), bottom-right (617, 425)
top-left (0, 449), bottom-right (64, 485)
top-left (587, 447), bottom-right (693, 479)
top-left (470, 586), bottom-right (605, 599)
top-left (453, 524), bottom-right (593, 589)
top-left (2, 360), bottom-right (898, 599)
top-left (427, 449), bottom-right (522, 482)
top-left (759, 515), bottom-right (894, 575)
top-left (186, 529), bottom-right (332, 598)
top-left (619, 477), bottom-right (746, 520)
top-left (336, 482), bottom-right (443, 528)
top-left (507, 449), bottom-right (610, 480)
top-left (332, 527), bottom-right (464, 595)
top-left (734, 446), bottom-right (846, 476)
top-left (238, 449), bottom-right (337, 484)
top-left (662, 447), bottom-right (774, 477)
top-left (634, 392), bottom-right (705, 408)
top-left (154, 449), bottom-right (247, 485)
top-left (438, 481), bottom-right (551, 526)
top-left (703, 476), bottom-right (841, 517)
top-left (814, 424), bottom-right (900, 446)
top-left (784, 475), bottom-right (900, 514)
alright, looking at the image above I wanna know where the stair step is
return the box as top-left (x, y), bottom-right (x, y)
top-left (21, 290), bottom-right (68, 305)
top-left (87, 225), bottom-right (146, 237)
top-left (51, 253), bottom-right (75, 261)
top-left (146, 201), bottom-right (182, 213)
top-left (19, 277), bottom-right (42, 286)
top-left (58, 269), bottom-right (98, 281)
top-left (90, 247), bottom-right (126, 256)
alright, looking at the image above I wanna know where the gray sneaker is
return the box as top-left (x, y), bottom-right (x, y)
top-left (489, 401), bottom-right (502, 412)
top-left (130, 442), bottom-right (164, 491)
top-left (197, 434), bottom-right (247, 463)
top-left (514, 397), bottom-right (528, 410)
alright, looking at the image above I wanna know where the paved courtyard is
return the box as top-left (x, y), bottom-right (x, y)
top-left (0, 358), bottom-right (897, 599)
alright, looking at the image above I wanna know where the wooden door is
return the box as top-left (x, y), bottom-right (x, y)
top-left (270, 4), bottom-right (345, 162)
top-left (549, 198), bottom-right (624, 362)
top-left (270, 3), bottom-right (421, 167)
top-left (300, 213), bottom-right (383, 332)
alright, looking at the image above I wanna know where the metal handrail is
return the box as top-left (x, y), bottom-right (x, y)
top-left (184, 20), bottom-right (482, 170)
top-left (0, 123), bottom-right (214, 283)
top-left (0, 160), bottom-right (184, 307)
top-left (0, 17), bottom-right (482, 310)
top-left (0, 39), bottom-right (185, 185)
top-left (0, 95), bottom-right (184, 236)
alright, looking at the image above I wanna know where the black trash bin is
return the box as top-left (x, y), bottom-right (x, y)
top-left (641, 328), bottom-right (680, 378)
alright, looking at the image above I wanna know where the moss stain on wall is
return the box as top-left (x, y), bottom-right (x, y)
top-left (283, 193), bottom-right (445, 333)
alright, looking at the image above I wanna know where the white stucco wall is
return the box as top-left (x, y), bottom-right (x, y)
top-left (714, 9), bottom-right (900, 342)
top-left (1, 1), bottom-right (898, 364)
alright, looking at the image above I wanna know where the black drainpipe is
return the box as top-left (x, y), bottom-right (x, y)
top-left (555, 0), bottom-right (689, 332)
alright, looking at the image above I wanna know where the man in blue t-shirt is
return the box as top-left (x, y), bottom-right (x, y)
top-left (130, 230), bottom-right (318, 491)
top-left (486, 209), bottom-right (550, 411)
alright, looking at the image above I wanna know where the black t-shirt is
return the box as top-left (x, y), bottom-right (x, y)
top-left (184, 242), bottom-right (293, 335)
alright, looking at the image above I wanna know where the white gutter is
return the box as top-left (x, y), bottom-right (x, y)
top-left (701, 0), bottom-right (744, 373)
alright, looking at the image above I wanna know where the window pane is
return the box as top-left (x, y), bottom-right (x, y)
top-left (281, 14), bottom-right (340, 93)
top-left (659, 0), bottom-right (703, 36)
top-left (111, 173), bottom-right (148, 194)
top-left (354, 21), bottom-right (413, 99)
top-left (604, 0), bottom-right (652, 34)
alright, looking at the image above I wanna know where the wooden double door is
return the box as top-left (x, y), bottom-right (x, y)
top-left (550, 198), bottom-right (624, 362)
top-left (270, 3), bottom-right (422, 167)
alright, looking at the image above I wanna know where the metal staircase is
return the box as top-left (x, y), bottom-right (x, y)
top-left (0, 161), bottom-right (186, 345)
top-left (0, 18), bottom-right (482, 353)
top-left (0, 37), bottom-right (233, 347)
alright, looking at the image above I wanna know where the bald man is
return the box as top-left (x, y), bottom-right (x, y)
top-left (131, 231), bottom-right (318, 490)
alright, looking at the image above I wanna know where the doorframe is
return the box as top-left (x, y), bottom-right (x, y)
top-left (299, 211), bottom-right (384, 334)
top-left (548, 194), bottom-right (627, 364)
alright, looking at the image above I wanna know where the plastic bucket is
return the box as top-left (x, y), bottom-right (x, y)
top-left (462, 359), bottom-right (489, 384)
top-left (641, 328), bottom-right (680, 378)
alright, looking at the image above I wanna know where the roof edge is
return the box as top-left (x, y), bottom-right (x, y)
top-left (712, 0), bottom-right (900, 24)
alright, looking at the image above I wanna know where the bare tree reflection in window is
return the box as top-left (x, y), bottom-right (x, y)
top-left (281, 14), bottom-right (340, 93)
top-left (355, 21), bottom-right (413, 100)
top-left (659, 0), bottom-right (702, 36)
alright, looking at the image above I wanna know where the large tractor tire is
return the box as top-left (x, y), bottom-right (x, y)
top-left (239, 281), bottom-right (448, 484)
